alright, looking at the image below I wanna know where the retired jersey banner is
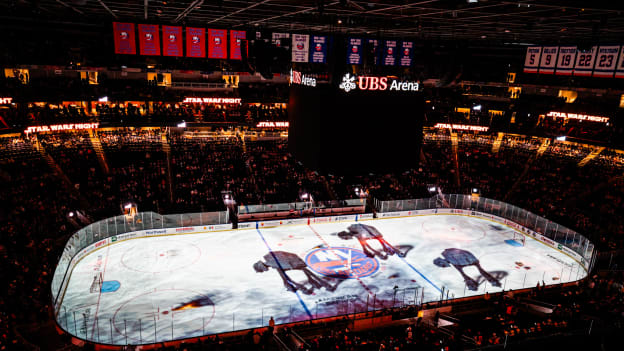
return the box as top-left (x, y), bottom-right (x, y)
top-left (538, 46), bottom-right (558, 74)
top-left (555, 46), bottom-right (577, 75)
top-left (162, 26), bottom-right (183, 57)
top-left (367, 39), bottom-right (380, 65)
top-left (615, 46), bottom-right (624, 78)
top-left (523, 46), bottom-right (541, 73)
top-left (383, 40), bottom-right (397, 66)
top-left (310, 36), bottom-right (327, 63)
top-left (138, 24), bottom-right (160, 56)
top-left (574, 46), bottom-right (597, 76)
top-left (229, 30), bottom-right (246, 60)
top-left (399, 41), bottom-right (414, 67)
top-left (347, 38), bottom-right (363, 65)
top-left (113, 22), bottom-right (136, 55)
top-left (593, 45), bottom-right (620, 78)
top-left (208, 29), bottom-right (227, 59)
top-left (186, 27), bottom-right (206, 58)
top-left (291, 34), bottom-right (310, 62)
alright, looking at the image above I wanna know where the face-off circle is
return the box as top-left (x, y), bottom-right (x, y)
top-left (121, 240), bottom-right (201, 273)
top-left (421, 217), bottom-right (487, 242)
top-left (305, 247), bottom-right (379, 279)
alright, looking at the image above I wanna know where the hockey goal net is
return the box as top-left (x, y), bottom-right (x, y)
top-left (505, 232), bottom-right (526, 247)
top-left (90, 272), bottom-right (103, 293)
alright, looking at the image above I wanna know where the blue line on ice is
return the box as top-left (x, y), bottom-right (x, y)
top-left (255, 228), bottom-right (313, 319)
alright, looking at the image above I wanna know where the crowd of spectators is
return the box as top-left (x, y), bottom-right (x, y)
top-left (1, 128), bottom-right (624, 350)
top-left (0, 101), bottom-right (288, 128)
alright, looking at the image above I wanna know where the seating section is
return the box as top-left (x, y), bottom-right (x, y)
top-left (0, 129), bottom-right (623, 350)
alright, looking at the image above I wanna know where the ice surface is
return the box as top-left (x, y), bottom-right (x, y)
top-left (58, 214), bottom-right (586, 345)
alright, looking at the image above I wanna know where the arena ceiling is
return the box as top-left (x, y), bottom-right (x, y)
top-left (4, 0), bottom-right (624, 43)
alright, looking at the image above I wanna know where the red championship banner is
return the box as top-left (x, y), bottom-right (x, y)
top-left (138, 24), bottom-right (160, 56)
top-left (208, 29), bottom-right (227, 59)
top-left (162, 26), bottom-right (183, 57)
top-left (113, 22), bottom-right (136, 55)
top-left (186, 27), bottom-right (206, 58)
top-left (230, 30), bottom-right (246, 60)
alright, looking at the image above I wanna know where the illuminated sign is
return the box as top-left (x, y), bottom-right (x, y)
top-left (289, 69), bottom-right (316, 87)
top-left (546, 111), bottom-right (609, 123)
top-left (24, 123), bottom-right (99, 134)
top-left (0, 97), bottom-right (12, 104)
top-left (338, 73), bottom-right (419, 93)
top-left (434, 123), bottom-right (489, 132)
top-left (256, 121), bottom-right (289, 128)
top-left (183, 97), bottom-right (242, 104)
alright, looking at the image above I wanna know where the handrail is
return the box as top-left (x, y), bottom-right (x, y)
top-left (290, 329), bottom-right (310, 350)
top-left (272, 334), bottom-right (292, 351)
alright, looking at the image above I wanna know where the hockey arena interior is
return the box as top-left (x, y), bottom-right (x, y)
top-left (1, 1), bottom-right (624, 351)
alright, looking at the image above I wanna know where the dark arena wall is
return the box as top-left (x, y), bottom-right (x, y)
top-left (288, 84), bottom-right (424, 174)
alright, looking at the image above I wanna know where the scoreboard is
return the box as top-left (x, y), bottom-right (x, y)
top-left (525, 45), bottom-right (624, 78)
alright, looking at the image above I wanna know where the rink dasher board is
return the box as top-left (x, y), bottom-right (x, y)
top-left (53, 210), bottom-right (588, 316)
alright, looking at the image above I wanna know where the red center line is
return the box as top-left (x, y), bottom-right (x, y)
top-left (307, 225), bottom-right (375, 297)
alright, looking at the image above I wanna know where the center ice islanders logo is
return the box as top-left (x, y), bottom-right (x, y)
top-left (305, 247), bottom-right (379, 279)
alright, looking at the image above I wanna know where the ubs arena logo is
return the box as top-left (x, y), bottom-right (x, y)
top-left (305, 247), bottom-right (379, 279)
top-left (290, 69), bottom-right (317, 87)
top-left (338, 73), bottom-right (419, 93)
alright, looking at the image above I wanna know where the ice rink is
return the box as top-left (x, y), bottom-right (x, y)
top-left (58, 214), bottom-right (586, 345)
